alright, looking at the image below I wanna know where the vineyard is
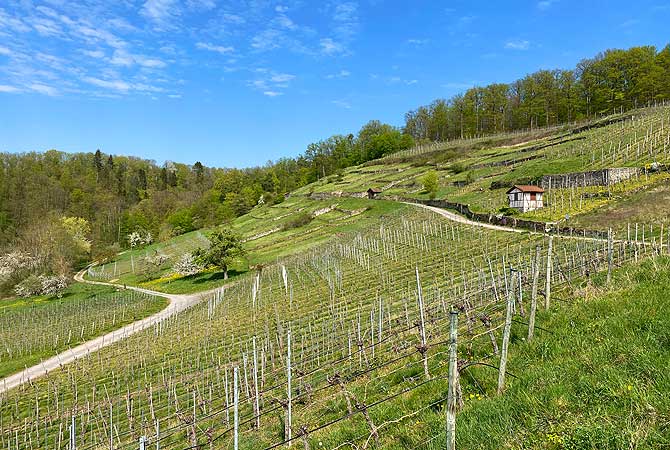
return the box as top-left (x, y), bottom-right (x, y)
top-left (87, 198), bottom-right (405, 294)
top-left (294, 104), bottom-right (670, 223)
top-left (0, 284), bottom-right (165, 379)
top-left (2, 203), bottom-right (666, 449)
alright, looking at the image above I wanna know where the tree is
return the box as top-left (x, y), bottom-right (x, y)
top-left (421, 170), bottom-right (439, 199)
top-left (173, 253), bottom-right (202, 276)
top-left (194, 229), bottom-right (245, 279)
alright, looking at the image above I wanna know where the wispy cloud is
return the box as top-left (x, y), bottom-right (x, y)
top-left (326, 69), bottom-right (351, 79)
top-left (537, 0), bottom-right (558, 10)
top-left (0, 84), bottom-right (21, 93)
top-left (332, 99), bottom-right (351, 109)
top-left (141, 0), bottom-right (180, 30)
top-left (320, 38), bottom-right (345, 55)
top-left (407, 38), bottom-right (429, 46)
top-left (248, 70), bottom-right (296, 96)
top-left (29, 83), bottom-right (58, 96)
top-left (196, 42), bottom-right (235, 54)
top-left (504, 39), bottom-right (530, 50)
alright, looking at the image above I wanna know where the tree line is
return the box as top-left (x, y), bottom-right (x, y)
top-left (404, 45), bottom-right (670, 141)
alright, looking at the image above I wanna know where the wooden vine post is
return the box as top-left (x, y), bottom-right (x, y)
top-left (446, 309), bottom-right (459, 450)
top-left (234, 367), bottom-right (239, 450)
top-left (415, 267), bottom-right (429, 379)
top-left (545, 235), bottom-right (554, 310)
top-left (498, 268), bottom-right (516, 395)
top-left (607, 228), bottom-right (613, 285)
top-left (287, 328), bottom-right (293, 447)
top-left (528, 246), bottom-right (541, 341)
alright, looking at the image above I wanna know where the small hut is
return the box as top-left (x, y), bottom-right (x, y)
top-left (506, 185), bottom-right (544, 212)
top-left (367, 188), bottom-right (382, 199)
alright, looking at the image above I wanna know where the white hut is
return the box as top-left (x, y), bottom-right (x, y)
top-left (506, 185), bottom-right (544, 212)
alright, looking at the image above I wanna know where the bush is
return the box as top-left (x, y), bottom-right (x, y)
top-left (39, 275), bottom-right (69, 297)
top-left (421, 170), bottom-right (439, 199)
top-left (282, 213), bottom-right (313, 231)
top-left (450, 162), bottom-right (470, 174)
top-left (14, 275), bottom-right (42, 298)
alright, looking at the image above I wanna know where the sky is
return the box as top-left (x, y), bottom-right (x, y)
top-left (1, 0), bottom-right (669, 168)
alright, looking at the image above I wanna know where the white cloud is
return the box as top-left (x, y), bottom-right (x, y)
top-left (82, 76), bottom-right (131, 92)
top-left (0, 46), bottom-right (13, 57)
top-left (270, 73), bottom-right (295, 83)
top-left (405, 79), bottom-right (418, 85)
top-left (0, 84), bottom-right (21, 93)
top-left (221, 13), bottom-right (245, 24)
top-left (141, 0), bottom-right (179, 29)
top-left (110, 49), bottom-right (166, 68)
top-left (504, 39), bottom-right (530, 50)
top-left (407, 38), bottom-right (429, 45)
top-left (537, 0), bottom-right (557, 10)
top-left (326, 69), bottom-right (351, 79)
top-left (0, 9), bottom-right (30, 33)
top-left (263, 90), bottom-right (282, 97)
top-left (30, 83), bottom-right (58, 96)
top-left (196, 42), bottom-right (234, 54)
top-left (82, 49), bottom-right (105, 59)
top-left (331, 99), bottom-right (351, 109)
top-left (320, 37), bottom-right (345, 55)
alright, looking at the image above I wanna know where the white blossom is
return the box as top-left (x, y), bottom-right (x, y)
top-left (173, 253), bottom-right (202, 276)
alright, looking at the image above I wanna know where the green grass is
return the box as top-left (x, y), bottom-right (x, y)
top-left (91, 198), bottom-right (407, 294)
top-left (0, 282), bottom-right (166, 378)
top-left (450, 257), bottom-right (670, 449)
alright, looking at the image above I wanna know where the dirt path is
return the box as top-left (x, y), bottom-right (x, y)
top-left (407, 202), bottom-right (528, 234)
top-left (0, 271), bottom-right (223, 395)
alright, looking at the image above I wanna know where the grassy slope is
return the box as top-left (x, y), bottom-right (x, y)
top-left (449, 258), bottom-right (670, 449)
top-left (95, 198), bottom-right (406, 294)
top-left (0, 283), bottom-right (167, 377)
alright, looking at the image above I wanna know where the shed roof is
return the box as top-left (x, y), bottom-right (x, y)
top-left (367, 188), bottom-right (382, 193)
top-left (506, 185), bottom-right (545, 194)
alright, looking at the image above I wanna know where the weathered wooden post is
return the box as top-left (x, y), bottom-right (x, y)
top-left (528, 246), bottom-right (541, 341)
top-left (607, 228), bottom-right (613, 285)
top-left (70, 416), bottom-right (75, 450)
top-left (446, 309), bottom-right (459, 450)
top-left (253, 337), bottom-right (260, 429)
top-left (498, 269), bottom-right (516, 395)
top-left (545, 235), bottom-right (553, 310)
top-left (287, 328), bottom-right (293, 447)
top-left (234, 366), bottom-right (239, 450)
top-left (415, 267), bottom-right (429, 379)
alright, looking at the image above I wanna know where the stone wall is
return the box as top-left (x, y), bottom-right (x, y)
top-left (540, 167), bottom-right (639, 189)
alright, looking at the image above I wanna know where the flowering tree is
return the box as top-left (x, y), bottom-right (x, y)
top-left (128, 230), bottom-right (153, 248)
top-left (39, 275), bottom-right (69, 297)
top-left (173, 254), bottom-right (202, 276)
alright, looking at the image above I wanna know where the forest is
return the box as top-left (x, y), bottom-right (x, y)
top-left (1, 44), bottom-right (669, 294)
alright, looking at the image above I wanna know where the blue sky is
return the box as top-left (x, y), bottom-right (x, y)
top-left (1, 0), bottom-right (669, 168)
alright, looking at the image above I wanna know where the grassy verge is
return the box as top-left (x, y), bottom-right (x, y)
top-left (407, 257), bottom-right (670, 449)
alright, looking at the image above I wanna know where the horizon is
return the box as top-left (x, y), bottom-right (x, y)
top-left (1, 0), bottom-right (669, 168)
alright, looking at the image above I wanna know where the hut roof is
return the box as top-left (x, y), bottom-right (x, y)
top-left (506, 185), bottom-right (544, 194)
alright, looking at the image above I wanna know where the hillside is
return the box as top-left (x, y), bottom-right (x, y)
top-left (0, 103), bottom-right (667, 449)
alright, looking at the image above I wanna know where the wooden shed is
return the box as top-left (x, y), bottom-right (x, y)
top-left (367, 188), bottom-right (382, 199)
top-left (506, 185), bottom-right (544, 212)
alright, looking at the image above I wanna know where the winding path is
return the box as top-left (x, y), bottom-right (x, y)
top-left (0, 271), bottom-right (221, 395)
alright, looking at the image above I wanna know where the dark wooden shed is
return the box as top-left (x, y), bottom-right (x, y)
top-left (367, 188), bottom-right (382, 199)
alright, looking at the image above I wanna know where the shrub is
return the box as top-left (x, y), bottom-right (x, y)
top-left (450, 162), bottom-right (470, 174)
top-left (39, 275), bottom-right (69, 297)
top-left (282, 213), bottom-right (313, 231)
top-left (14, 275), bottom-right (42, 298)
top-left (421, 170), bottom-right (439, 199)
